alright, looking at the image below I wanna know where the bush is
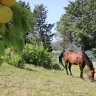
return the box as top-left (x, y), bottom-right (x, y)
top-left (83, 67), bottom-right (87, 73)
top-left (4, 48), bottom-right (25, 68)
top-left (22, 44), bottom-right (52, 69)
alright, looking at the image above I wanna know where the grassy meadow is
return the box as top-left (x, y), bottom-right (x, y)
top-left (0, 63), bottom-right (96, 96)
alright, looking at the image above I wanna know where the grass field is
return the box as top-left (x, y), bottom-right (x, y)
top-left (0, 63), bottom-right (96, 96)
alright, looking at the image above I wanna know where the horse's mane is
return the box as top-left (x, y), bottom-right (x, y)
top-left (83, 52), bottom-right (93, 70)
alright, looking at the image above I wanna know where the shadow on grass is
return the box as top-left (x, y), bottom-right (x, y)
top-left (52, 63), bottom-right (62, 70)
top-left (23, 68), bottom-right (38, 72)
top-left (75, 76), bottom-right (87, 79)
top-left (73, 76), bottom-right (96, 83)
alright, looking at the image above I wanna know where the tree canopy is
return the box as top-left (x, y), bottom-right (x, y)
top-left (56, 0), bottom-right (96, 51)
top-left (33, 4), bottom-right (54, 52)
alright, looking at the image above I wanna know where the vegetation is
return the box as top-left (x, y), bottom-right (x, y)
top-left (33, 4), bottom-right (54, 52)
top-left (22, 44), bottom-right (52, 69)
top-left (4, 48), bottom-right (25, 68)
top-left (0, 63), bottom-right (96, 96)
top-left (0, 0), bottom-right (96, 95)
top-left (0, 0), bottom-right (34, 65)
top-left (19, 2), bottom-right (54, 52)
top-left (1, 1), bottom-right (54, 69)
top-left (56, 0), bottom-right (96, 51)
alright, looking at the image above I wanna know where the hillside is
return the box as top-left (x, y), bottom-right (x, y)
top-left (0, 63), bottom-right (96, 96)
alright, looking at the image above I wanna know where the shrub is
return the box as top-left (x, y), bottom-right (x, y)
top-left (4, 48), bottom-right (25, 68)
top-left (22, 44), bottom-right (52, 69)
top-left (83, 67), bottom-right (87, 73)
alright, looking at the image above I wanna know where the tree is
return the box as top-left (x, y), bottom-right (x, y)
top-left (0, 1), bottom-right (34, 65)
top-left (33, 4), bottom-right (54, 52)
top-left (54, 32), bottom-right (72, 50)
top-left (56, 0), bottom-right (96, 51)
top-left (19, 0), bottom-right (31, 11)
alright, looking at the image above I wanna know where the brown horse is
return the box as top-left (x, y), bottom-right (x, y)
top-left (59, 50), bottom-right (95, 82)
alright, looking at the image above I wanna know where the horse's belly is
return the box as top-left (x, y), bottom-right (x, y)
top-left (68, 56), bottom-right (78, 65)
top-left (70, 61), bottom-right (78, 65)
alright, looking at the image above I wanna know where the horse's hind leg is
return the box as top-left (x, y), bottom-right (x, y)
top-left (69, 62), bottom-right (73, 76)
top-left (65, 62), bottom-right (69, 75)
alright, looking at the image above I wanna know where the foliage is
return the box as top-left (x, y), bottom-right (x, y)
top-left (4, 52), bottom-right (25, 68)
top-left (0, 1), bottom-right (34, 65)
top-left (19, 0), bottom-right (31, 11)
top-left (22, 44), bottom-right (52, 69)
top-left (33, 4), bottom-right (54, 52)
top-left (19, 2), bottom-right (54, 52)
top-left (92, 48), bottom-right (96, 57)
top-left (18, 0), bottom-right (34, 44)
top-left (56, 0), bottom-right (96, 51)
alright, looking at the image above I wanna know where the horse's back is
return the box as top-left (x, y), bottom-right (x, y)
top-left (64, 50), bottom-right (84, 64)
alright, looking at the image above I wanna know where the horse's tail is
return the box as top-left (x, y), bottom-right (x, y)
top-left (83, 52), bottom-right (93, 70)
top-left (59, 51), bottom-right (65, 68)
top-left (59, 52), bottom-right (63, 64)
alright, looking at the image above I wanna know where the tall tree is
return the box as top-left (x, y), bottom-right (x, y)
top-left (33, 4), bottom-right (54, 52)
top-left (56, 0), bottom-right (96, 51)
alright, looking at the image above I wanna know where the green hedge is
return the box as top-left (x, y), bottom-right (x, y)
top-left (22, 44), bottom-right (52, 69)
top-left (4, 48), bottom-right (25, 68)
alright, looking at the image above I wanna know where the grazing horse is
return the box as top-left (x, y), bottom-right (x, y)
top-left (59, 50), bottom-right (95, 82)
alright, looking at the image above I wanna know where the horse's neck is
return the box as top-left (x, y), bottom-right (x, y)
top-left (84, 53), bottom-right (93, 71)
top-left (88, 67), bottom-right (92, 71)
top-left (86, 63), bottom-right (93, 71)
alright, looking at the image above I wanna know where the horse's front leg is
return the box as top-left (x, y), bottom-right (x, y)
top-left (80, 69), bottom-right (84, 80)
top-left (79, 63), bottom-right (85, 80)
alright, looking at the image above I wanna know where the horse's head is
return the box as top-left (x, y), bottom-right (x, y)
top-left (88, 68), bottom-right (95, 82)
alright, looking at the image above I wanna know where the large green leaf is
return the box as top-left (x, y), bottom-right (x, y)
top-left (22, 7), bottom-right (32, 19)
top-left (12, 2), bottom-right (22, 14)
top-left (12, 14), bottom-right (22, 30)
top-left (10, 35), bottom-right (17, 48)
top-left (22, 18), bottom-right (29, 34)
top-left (0, 58), bottom-right (3, 66)
top-left (3, 33), bottom-right (11, 47)
top-left (0, 41), bottom-right (5, 57)
top-left (24, 16), bottom-right (34, 32)
top-left (10, 26), bottom-right (21, 39)
top-left (0, 24), bottom-right (6, 34)
top-left (10, 35), bottom-right (24, 54)
top-left (22, 7), bottom-right (34, 33)
top-left (15, 38), bottom-right (24, 54)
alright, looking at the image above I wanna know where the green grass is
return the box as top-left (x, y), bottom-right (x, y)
top-left (0, 63), bottom-right (96, 96)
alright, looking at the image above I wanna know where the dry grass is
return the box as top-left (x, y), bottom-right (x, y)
top-left (0, 63), bottom-right (96, 96)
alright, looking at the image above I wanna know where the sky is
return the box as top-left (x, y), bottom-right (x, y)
top-left (17, 0), bottom-right (75, 41)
